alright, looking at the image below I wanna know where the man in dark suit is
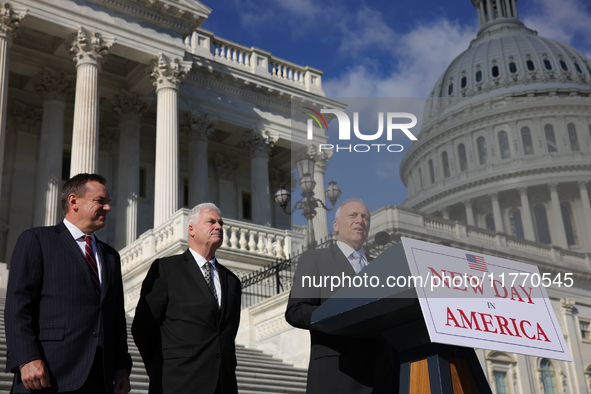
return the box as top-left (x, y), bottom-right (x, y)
top-left (4, 173), bottom-right (132, 393)
top-left (285, 198), bottom-right (392, 394)
top-left (132, 203), bottom-right (241, 394)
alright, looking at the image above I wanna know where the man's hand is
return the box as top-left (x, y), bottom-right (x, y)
top-left (20, 359), bottom-right (51, 390)
top-left (113, 368), bottom-right (131, 394)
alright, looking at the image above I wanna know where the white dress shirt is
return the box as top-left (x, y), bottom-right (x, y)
top-left (63, 218), bottom-right (102, 283)
top-left (189, 248), bottom-right (222, 308)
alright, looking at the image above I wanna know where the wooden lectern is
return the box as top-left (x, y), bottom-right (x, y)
top-left (310, 243), bottom-right (493, 394)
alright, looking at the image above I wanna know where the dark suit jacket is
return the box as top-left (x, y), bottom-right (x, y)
top-left (4, 222), bottom-right (132, 393)
top-left (132, 249), bottom-right (241, 394)
top-left (285, 244), bottom-right (392, 394)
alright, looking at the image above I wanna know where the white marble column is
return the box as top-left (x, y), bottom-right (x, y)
top-left (560, 299), bottom-right (587, 393)
top-left (242, 129), bottom-right (275, 226)
top-left (517, 187), bottom-right (536, 241)
top-left (489, 192), bottom-right (503, 232)
top-left (548, 183), bottom-right (568, 248)
top-left (151, 53), bottom-right (191, 227)
top-left (0, 3), bottom-right (26, 207)
top-left (486, 0), bottom-right (494, 20)
top-left (6, 103), bottom-right (41, 265)
top-left (463, 199), bottom-right (474, 226)
top-left (33, 69), bottom-right (74, 226)
top-left (69, 27), bottom-right (113, 176)
top-left (112, 90), bottom-right (150, 249)
top-left (309, 145), bottom-right (333, 242)
top-left (214, 154), bottom-right (239, 217)
top-left (577, 181), bottom-right (591, 246)
top-left (186, 111), bottom-right (217, 207)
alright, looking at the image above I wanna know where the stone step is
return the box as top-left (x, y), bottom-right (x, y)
top-left (236, 372), bottom-right (306, 385)
top-left (238, 376), bottom-right (306, 390)
top-left (238, 382), bottom-right (306, 393)
top-left (0, 302), bottom-right (309, 394)
top-left (236, 367), bottom-right (307, 379)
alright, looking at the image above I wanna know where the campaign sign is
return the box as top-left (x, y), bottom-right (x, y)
top-left (401, 237), bottom-right (572, 361)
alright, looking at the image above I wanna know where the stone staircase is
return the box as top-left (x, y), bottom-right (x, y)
top-left (0, 298), bottom-right (308, 393)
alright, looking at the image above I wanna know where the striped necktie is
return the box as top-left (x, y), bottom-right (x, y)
top-left (351, 251), bottom-right (366, 274)
top-left (204, 261), bottom-right (219, 308)
top-left (84, 236), bottom-right (101, 298)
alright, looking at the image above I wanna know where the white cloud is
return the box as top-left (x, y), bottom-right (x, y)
top-left (324, 19), bottom-right (477, 97)
top-left (334, 6), bottom-right (397, 56)
top-left (521, 0), bottom-right (591, 51)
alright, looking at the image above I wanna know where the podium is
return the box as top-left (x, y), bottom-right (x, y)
top-left (310, 243), bottom-right (493, 394)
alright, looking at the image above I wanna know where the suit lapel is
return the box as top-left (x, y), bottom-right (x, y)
top-left (55, 222), bottom-right (96, 293)
top-left (96, 238), bottom-right (111, 302)
top-left (183, 249), bottom-right (218, 306)
top-left (330, 243), bottom-right (356, 276)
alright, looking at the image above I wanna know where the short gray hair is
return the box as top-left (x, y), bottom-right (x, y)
top-left (334, 198), bottom-right (368, 221)
top-left (188, 203), bottom-right (222, 227)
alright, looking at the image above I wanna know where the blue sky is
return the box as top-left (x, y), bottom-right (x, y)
top-left (200, 0), bottom-right (591, 224)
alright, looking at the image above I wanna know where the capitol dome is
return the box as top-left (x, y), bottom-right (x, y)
top-left (400, 0), bottom-right (591, 252)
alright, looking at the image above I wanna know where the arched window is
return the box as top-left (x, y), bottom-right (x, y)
top-left (543, 59), bottom-right (553, 70)
top-left (492, 65), bottom-right (500, 77)
top-left (428, 159), bottom-right (435, 184)
top-left (560, 60), bottom-right (568, 71)
top-left (574, 62), bottom-right (582, 73)
top-left (567, 123), bottom-right (579, 151)
top-left (448, 83), bottom-right (453, 96)
top-left (461, 76), bottom-right (467, 89)
top-left (544, 124), bottom-right (557, 152)
top-left (526, 60), bottom-right (535, 71)
top-left (476, 70), bottom-right (482, 82)
top-left (540, 359), bottom-right (559, 394)
top-left (477, 136), bottom-right (487, 165)
top-left (485, 213), bottom-right (496, 231)
top-left (521, 126), bottom-right (534, 155)
top-left (534, 205), bottom-right (551, 244)
top-left (509, 209), bottom-right (524, 238)
top-left (561, 202), bottom-right (578, 246)
top-left (498, 131), bottom-right (510, 159)
top-left (441, 151), bottom-right (450, 178)
top-left (509, 62), bottom-right (517, 73)
top-left (458, 144), bottom-right (468, 171)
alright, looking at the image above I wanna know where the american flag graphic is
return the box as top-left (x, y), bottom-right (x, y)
top-left (466, 253), bottom-right (487, 272)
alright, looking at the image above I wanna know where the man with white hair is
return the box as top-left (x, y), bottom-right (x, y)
top-left (286, 198), bottom-right (393, 394)
top-left (132, 203), bottom-right (241, 394)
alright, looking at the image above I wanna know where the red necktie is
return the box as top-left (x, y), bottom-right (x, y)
top-left (84, 236), bottom-right (101, 298)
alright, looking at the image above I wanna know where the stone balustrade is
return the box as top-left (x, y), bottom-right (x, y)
top-left (184, 29), bottom-right (323, 92)
top-left (120, 208), bottom-right (306, 277)
top-left (370, 205), bottom-right (591, 273)
top-left (221, 218), bottom-right (305, 258)
top-left (211, 37), bottom-right (251, 67)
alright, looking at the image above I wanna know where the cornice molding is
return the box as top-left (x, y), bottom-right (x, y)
top-left (90, 0), bottom-right (210, 35)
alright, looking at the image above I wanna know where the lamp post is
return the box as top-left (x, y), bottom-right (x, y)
top-left (275, 155), bottom-right (341, 250)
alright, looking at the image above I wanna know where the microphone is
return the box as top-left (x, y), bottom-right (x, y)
top-left (375, 231), bottom-right (390, 246)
